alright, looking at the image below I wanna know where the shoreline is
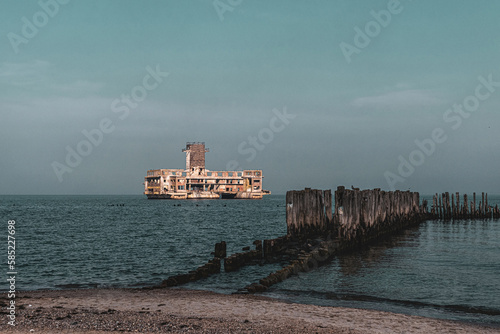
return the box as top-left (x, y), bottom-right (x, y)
top-left (2, 287), bottom-right (499, 333)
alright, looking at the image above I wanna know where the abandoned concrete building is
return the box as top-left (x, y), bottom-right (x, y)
top-left (144, 142), bottom-right (270, 199)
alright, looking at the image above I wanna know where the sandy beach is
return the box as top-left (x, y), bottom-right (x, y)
top-left (1, 288), bottom-right (498, 333)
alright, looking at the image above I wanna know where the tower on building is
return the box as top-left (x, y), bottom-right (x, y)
top-left (182, 142), bottom-right (209, 171)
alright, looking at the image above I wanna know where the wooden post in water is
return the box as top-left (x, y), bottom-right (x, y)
top-left (441, 193), bottom-right (447, 219)
top-left (473, 193), bottom-right (476, 218)
top-left (441, 193), bottom-right (448, 219)
top-left (451, 193), bottom-right (455, 219)
top-left (438, 194), bottom-right (442, 219)
top-left (486, 193), bottom-right (489, 215)
top-left (435, 195), bottom-right (439, 217)
top-left (443, 193), bottom-right (447, 219)
top-left (438, 195), bottom-right (443, 219)
top-left (456, 192), bottom-right (460, 219)
top-left (286, 188), bottom-right (331, 238)
top-left (214, 241), bottom-right (227, 258)
top-left (482, 192), bottom-right (485, 216)
top-left (434, 194), bottom-right (437, 217)
top-left (464, 194), bottom-right (468, 217)
top-left (446, 192), bottom-right (451, 219)
top-left (431, 195), bottom-right (435, 216)
top-left (324, 190), bottom-right (333, 228)
top-left (444, 194), bottom-right (447, 219)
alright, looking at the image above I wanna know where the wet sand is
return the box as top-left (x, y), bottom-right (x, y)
top-left (1, 288), bottom-right (498, 333)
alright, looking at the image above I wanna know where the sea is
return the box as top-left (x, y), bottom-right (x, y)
top-left (1, 194), bottom-right (499, 327)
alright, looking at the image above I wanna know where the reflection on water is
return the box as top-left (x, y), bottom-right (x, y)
top-left (337, 226), bottom-right (421, 277)
top-left (270, 217), bottom-right (500, 327)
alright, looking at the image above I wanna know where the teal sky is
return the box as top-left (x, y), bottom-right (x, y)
top-left (1, 0), bottom-right (500, 195)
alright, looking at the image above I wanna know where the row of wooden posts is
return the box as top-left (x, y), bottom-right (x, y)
top-left (286, 187), bottom-right (425, 242)
top-left (286, 188), bottom-right (500, 240)
top-left (430, 192), bottom-right (500, 219)
top-left (162, 187), bottom-right (500, 292)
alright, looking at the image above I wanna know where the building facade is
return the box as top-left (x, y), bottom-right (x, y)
top-left (144, 142), bottom-right (270, 199)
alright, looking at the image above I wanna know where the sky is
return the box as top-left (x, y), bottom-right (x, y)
top-left (1, 0), bottom-right (499, 195)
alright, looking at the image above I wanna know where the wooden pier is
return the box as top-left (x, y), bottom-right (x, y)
top-left (159, 187), bottom-right (499, 292)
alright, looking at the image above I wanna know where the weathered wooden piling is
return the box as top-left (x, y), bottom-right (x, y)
top-left (438, 194), bottom-right (443, 218)
top-left (334, 187), bottom-right (422, 244)
top-left (446, 192), bottom-right (453, 219)
top-left (444, 193), bottom-right (447, 218)
top-left (286, 188), bottom-right (329, 237)
top-left (214, 241), bottom-right (226, 258)
top-left (422, 199), bottom-right (429, 214)
top-left (485, 193), bottom-right (489, 215)
top-left (451, 193), bottom-right (455, 219)
top-left (482, 192), bottom-right (485, 216)
top-left (473, 193), bottom-right (476, 217)
top-left (463, 194), bottom-right (469, 217)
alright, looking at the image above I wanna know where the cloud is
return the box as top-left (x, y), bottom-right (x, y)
top-left (0, 60), bottom-right (105, 96)
top-left (352, 89), bottom-right (445, 109)
top-left (50, 80), bottom-right (106, 94)
top-left (0, 60), bottom-right (51, 86)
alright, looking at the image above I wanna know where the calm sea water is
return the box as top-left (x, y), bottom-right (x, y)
top-left (1, 194), bottom-right (499, 327)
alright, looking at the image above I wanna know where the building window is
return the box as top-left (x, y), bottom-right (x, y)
top-left (228, 172), bottom-right (233, 177)
top-left (182, 172), bottom-right (186, 176)
top-left (218, 172), bottom-right (222, 176)
top-left (237, 172), bottom-right (242, 177)
top-left (207, 172), bottom-right (212, 176)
